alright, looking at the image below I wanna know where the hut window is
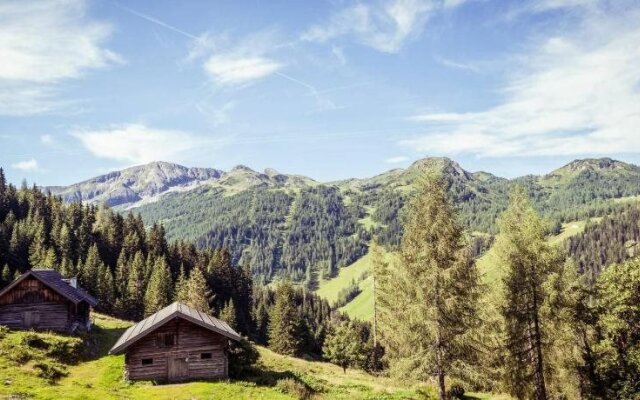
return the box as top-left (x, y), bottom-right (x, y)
top-left (200, 352), bottom-right (212, 359)
top-left (141, 358), bottom-right (153, 365)
top-left (157, 333), bottom-right (176, 347)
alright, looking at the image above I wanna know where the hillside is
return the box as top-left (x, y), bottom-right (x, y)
top-left (46, 157), bottom-right (640, 285)
top-left (0, 314), bottom-right (507, 400)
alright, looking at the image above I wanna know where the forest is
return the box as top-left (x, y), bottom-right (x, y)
top-left (1, 164), bottom-right (639, 400)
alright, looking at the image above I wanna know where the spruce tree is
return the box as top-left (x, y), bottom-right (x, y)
top-left (323, 321), bottom-right (364, 373)
top-left (126, 251), bottom-right (146, 320)
top-left (97, 263), bottom-right (115, 313)
top-left (144, 256), bottom-right (172, 316)
top-left (184, 266), bottom-right (212, 313)
top-left (173, 264), bottom-right (189, 303)
top-left (80, 244), bottom-right (101, 296)
top-left (377, 173), bottom-right (480, 400)
top-left (268, 282), bottom-right (303, 356)
top-left (220, 299), bottom-right (238, 331)
top-left (1, 264), bottom-right (10, 286)
top-left (495, 186), bottom-right (566, 400)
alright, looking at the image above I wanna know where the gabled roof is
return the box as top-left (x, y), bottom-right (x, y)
top-left (109, 302), bottom-right (241, 354)
top-left (0, 269), bottom-right (97, 307)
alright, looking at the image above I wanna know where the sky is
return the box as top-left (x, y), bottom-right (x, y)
top-left (1, 0), bottom-right (640, 186)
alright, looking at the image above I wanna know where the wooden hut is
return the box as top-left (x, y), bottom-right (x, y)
top-left (109, 302), bottom-right (241, 382)
top-left (0, 269), bottom-right (97, 332)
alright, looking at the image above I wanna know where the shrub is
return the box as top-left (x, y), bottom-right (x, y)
top-left (228, 337), bottom-right (260, 378)
top-left (34, 361), bottom-right (68, 382)
top-left (276, 378), bottom-right (315, 400)
top-left (449, 383), bottom-right (465, 399)
top-left (21, 332), bottom-right (48, 349)
top-left (46, 337), bottom-right (82, 364)
top-left (0, 325), bottom-right (9, 339)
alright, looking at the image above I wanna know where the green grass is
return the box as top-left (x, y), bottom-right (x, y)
top-left (0, 313), bottom-right (451, 400)
top-left (316, 253), bottom-right (373, 304)
top-left (339, 275), bottom-right (374, 321)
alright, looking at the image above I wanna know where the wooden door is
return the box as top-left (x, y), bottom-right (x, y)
top-left (23, 310), bottom-right (39, 328)
top-left (168, 357), bottom-right (189, 382)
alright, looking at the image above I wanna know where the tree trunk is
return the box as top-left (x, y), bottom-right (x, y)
top-left (531, 285), bottom-right (547, 400)
top-left (436, 330), bottom-right (446, 400)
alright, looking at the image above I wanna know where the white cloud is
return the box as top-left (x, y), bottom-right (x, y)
top-left (190, 31), bottom-right (283, 86)
top-left (385, 156), bottom-right (409, 163)
top-left (204, 56), bottom-right (282, 85)
top-left (402, 7), bottom-right (640, 157)
top-left (434, 56), bottom-right (480, 72)
top-left (72, 124), bottom-right (215, 164)
top-left (302, 0), bottom-right (438, 53)
top-left (11, 158), bottom-right (39, 171)
top-left (40, 134), bottom-right (53, 145)
top-left (0, 0), bottom-right (121, 115)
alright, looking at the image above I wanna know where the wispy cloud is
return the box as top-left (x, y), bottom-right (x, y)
top-left (40, 134), bottom-right (54, 145)
top-left (189, 31), bottom-right (284, 86)
top-left (385, 156), bottom-right (409, 163)
top-left (0, 0), bottom-right (122, 116)
top-left (302, 0), bottom-right (443, 53)
top-left (402, 6), bottom-right (640, 157)
top-left (434, 56), bottom-right (480, 72)
top-left (11, 158), bottom-right (39, 171)
top-left (72, 124), bottom-right (223, 164)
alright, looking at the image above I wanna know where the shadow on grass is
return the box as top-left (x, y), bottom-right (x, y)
top-left (81, 325), bottom-right (127, 360)
top-left (235, 365), bottom-right (323, 399)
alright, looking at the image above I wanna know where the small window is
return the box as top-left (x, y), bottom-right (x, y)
top-left (157, 333), bottom-right (176, 348)
top-left (200, 352), bottom-right (212, 360)
top-left (141, 358), bottom-right (153, 365)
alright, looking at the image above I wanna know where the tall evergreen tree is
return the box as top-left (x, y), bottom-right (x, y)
top-left (495, 186), bottom-right (567, 400)
top-left (144, 256), bottom-right (172, 316)
top-left (184, 266), bottom-right (212, 313)
top-left (378, 173), bottom-right (480, 400)
top-left (126, 251), bottom-right (146, 320)
top-left (173, 264), bottom-right (189, 303)
top-left (268, 282), bottom-right (303, 356)
top-left (220, 299), bottom-right (238, 331)
top-left (80, 244), bottom-right (101, 296)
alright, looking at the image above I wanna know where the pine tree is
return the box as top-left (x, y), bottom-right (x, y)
top-left (495, 186), bottom-right (566, 400)
top-left (268, 282), bottom-right (303, 356)
top-left (144, 256), bottom-right (172, 316)
top-left (220, 299), bottom-right (238, 331)
top-left (184, 266), bottom-right (211, 313)
top-left (80, 244), bottom-right (101, 296)
top-left (126, 251), bottom-right (146, 320)
top-left (323, 321), bottom-right (364, 373)
top-left (377, 173), bottom-right (481, 400)
top-left (97, 263), bottom-right (115, 313)
top-left (1, 264), bottom-right (10, 286)
top-left (173, 264), bottom-right (189, 303)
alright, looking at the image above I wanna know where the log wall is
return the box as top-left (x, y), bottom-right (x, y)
top-left (0, 276), bottom-right (77, 331)
top-left (125, 318), bottom-right (229, 382)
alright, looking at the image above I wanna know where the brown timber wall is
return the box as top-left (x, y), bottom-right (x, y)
top-left (125, 318), bottom-right (228, 382)
top-left (0, 276), bottom-right (72, 331)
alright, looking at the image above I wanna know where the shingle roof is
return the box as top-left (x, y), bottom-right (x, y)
top-left (0, 269), bottom-right (98, 307)
top-left (109, 302), bottom-right (241, 354)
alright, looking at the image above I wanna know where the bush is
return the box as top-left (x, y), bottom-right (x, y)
top-left (21, 332), bottom-right (48, 349)
top-left (228, 337), bottom-right (260, 378)
top-left (449, 383), bottom-right (465, 399)
top-left (34, 361), bottom-right (68, 382)
top-left (0, 325), bottom-right (9, 339)
top-left (276, 378), bottom-right (315, 400)
top-left (46, 337), bottom-right (82, 364)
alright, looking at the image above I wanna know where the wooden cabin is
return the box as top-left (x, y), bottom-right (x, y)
top-left (0, 269), bottom-right (97, 332)
top-left (109, 302), bottom-right (241, 382)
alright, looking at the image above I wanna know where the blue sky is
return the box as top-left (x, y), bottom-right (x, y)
top-left (1, 0), bottom-right (639, 185)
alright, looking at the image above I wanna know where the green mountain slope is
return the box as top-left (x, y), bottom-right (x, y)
top-left (49, 157), bottom-right (640, 285)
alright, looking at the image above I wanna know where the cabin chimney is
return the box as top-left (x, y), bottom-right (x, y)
top-left (68, 277), bottom-right (78, 288)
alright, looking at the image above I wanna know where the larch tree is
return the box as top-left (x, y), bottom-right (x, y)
top-left (268, 281), bottom-right (303, 356)
top-left (495, 186), bottom-right (567, 400)
top-left (377, 172), bottom-right (481, 400)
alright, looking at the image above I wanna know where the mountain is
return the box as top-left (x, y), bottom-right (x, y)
top-left (47, 161), bottom-right (315, 208)
top-left (47, 157), bottom-right (640, 284)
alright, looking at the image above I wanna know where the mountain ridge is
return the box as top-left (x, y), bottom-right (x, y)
top-left (49, 156), bottom-right (639, 209)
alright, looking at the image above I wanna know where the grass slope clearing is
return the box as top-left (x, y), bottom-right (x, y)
top-left (0, 313), bottom-right (509, 399)
top-left (322, 219), bottom-right (596, 322)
